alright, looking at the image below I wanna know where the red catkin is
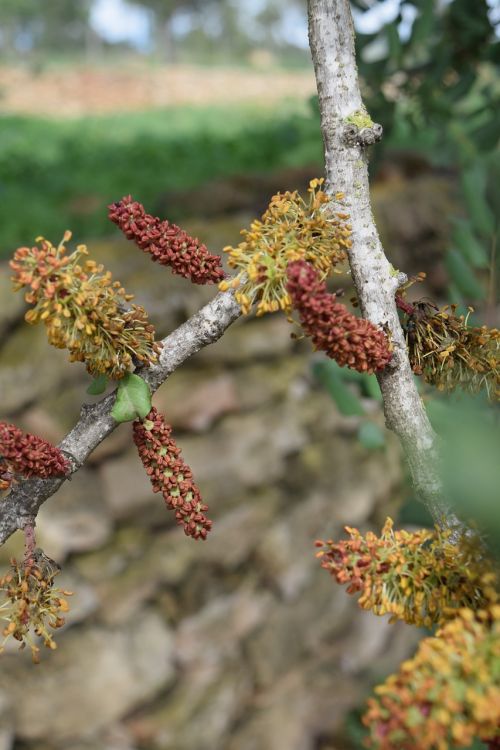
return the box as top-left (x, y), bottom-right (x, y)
top-left (0, 422), bottom-right (70, 490)
top-left (286, 260), bottom-right (392, 373)
top-left (133, 407), bottom-right (212, 540)
top-left (108, 196), bottom-right (225, 285)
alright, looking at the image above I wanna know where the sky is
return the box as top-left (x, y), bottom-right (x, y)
top-left (91, 0), bottom-right (151, 50)
top-left (91, 0), bottom-right (401, 50)
top-left (91, 0), bottom-right (498, 52)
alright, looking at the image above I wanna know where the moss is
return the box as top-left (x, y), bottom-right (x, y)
top-left (345, 109), bottom-right (374, 129)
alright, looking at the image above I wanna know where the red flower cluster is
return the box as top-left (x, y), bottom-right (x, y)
top-left (286, 260), bottom-right (392, 373)
top-left (133, 407), bottom-right (212, 540)
top-left (108, 196), bottom-right (225, 285)
top-left (0, 422), bottom-right (70, 490)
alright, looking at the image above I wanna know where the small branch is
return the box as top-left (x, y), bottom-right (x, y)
top-left (0, 289), bottom-right (241, 546)
top-left (307, 0), bottom-right (467, 535)
top-left (343, 121), bottom-right (383, 147)
top-left (395, 295), bottom-right (416, 316)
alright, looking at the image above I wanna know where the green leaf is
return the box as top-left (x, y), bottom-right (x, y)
top-left (111, 373), bottom-right (152, 424)
top-left (410, 0), bottom-right (434, 48)
top-left (86, 374), bottom-right (109, 396)
top-left (445, 249), bottom-right (486, 301)
top-left (312, 361), bottom-right (365, 417)
top-left (357, 422), bottom-right (385, 450)
top-left (450, 219), bottom-right (489, 269)
top-left (360, 373), bottom-right (382, 401)
top-left (461, 166), bottom-right (495, 236)
top-left (386, 22), bottom-right (401, 65)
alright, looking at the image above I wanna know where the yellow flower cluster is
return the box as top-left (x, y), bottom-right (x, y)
top-left (404, 301), bottom-right (499, 401)
top-left (316, 518), bottom-right (497, 627)
top-left (363, 604), bottom-right (500, 750)
top-left (10, 232), bottom-right (161, 379)
top-left (0, 553), bottom-right (72, 663)
top-left (219, 179), bottom-right (351, 315)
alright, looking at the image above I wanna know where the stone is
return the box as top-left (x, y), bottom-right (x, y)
top-left (193, 489), bottom-right (282, 568)
top-left (36, 468), bottom-right (112, 560)
top-left (127, 661), bottom-right (252, 750)
top-left (73, 525), bottom-right (196, 624)
top-left (233, 358), bottom-right (308, 412)
top-left (245, 571), bottom-right (352, 690)
top-left (99, 449), bottom-right (164, 521)
top-left (15, 407), bottom-right (64, 446)
top-left (226, 665), bottom-right (361, 750)
top-left (178, 404), bottom-right (307, 509)
top-left (52, 723), bottom-right (137, 750)
top-left (0, 263), bottom-right (25, 334)
top-left (339, 610), bottom-right (396, 675)
top-left (175, 586), bottom-right (273, 669)
top-left (153, 371), bottom-right (238, 432)
top-left (0, 612), bottom-right (174, 742)
top-left (73, 526), bottom-right (152, 583)
top-left (0, 691), bottom-right (14, 750)
top-left (284, 429), bottom-right (402, 528)
top-left (372, 174), bottom-right (455, 291)
top-left (195, 315), bottom-right (293, 365)
top-left (87, 423), bottom-right (133, 465)
top-left (38, 379), bottom-right (95, 433)
top-left (255, 491), bottom-right (341, 601)
top-left (0, 324), bottom-right (73, 414)
top-left (55, 572), bottom-right (99, 627)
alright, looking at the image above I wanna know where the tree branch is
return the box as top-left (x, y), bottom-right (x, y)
top-left (307, 0), bottom-right (466, 535)
top-left (0, 289), bottom-right (241, 546)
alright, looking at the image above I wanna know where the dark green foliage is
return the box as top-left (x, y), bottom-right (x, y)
top-left (354, 0), bottom-right (499, 303)
top-left (427, 394), bottom-right (500, 559)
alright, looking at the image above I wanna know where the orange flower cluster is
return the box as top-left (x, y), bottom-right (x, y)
top-left (220, 178), bottom-right (350, 315)
top-left (0, 421), bottom-right (69, 491)
top-left (363, 604), bottom-right (500, 750)
top-left (133, 407), bottom-right (212, 540)
top-left (315, 518), bottom-right (496, 627)
top-left (0, 552), bottom-right (72, 663)
top-left (108, 196), bottom-right (225, 285)
top-left (400, 299), bottom-right (499, 400)
top-left (287, 260), bottom-right (392, 374)
top-left (10, 232), bottom-right (161, 379)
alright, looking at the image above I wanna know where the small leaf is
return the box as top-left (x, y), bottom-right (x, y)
top-left (450, 220), bottom-right (489, 269)
top-left (357, 422), bottom-right (385, 450)
top-left (461, 166), bottom-right (495, 236)
top-left (445, 249), bottom-right (486, 301)
top-left (111, 373), bottom-right (152, 424)
top-left (410, 0), bottom-right (434, 48)
top-left (86, 374), bottom-right (109, 396)
top-left (360, 373), bottom-right (382, 401)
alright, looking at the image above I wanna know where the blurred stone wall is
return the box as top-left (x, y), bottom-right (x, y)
top-left (0, 228), bottom-right (421, 750)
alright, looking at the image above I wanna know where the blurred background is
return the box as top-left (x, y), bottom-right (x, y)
top-left (0, 1), bottom-right (498, 749)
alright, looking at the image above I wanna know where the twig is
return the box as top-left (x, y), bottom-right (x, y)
top-left (307, 0), bottom-right (467, 536)
top-left (0, 289), bottom-right (241, 546)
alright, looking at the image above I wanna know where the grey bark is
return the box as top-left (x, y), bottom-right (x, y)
top-left (307, 0), bottom-right (466, 535)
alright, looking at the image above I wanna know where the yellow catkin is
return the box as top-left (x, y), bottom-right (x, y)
top-left (10, 233), bottom-right (161, 379)
top-left (220, 179), bottom-right (351, 315)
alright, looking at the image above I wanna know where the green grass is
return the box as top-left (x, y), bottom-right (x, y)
top-left (0, 101), bottom-right (322, 257)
